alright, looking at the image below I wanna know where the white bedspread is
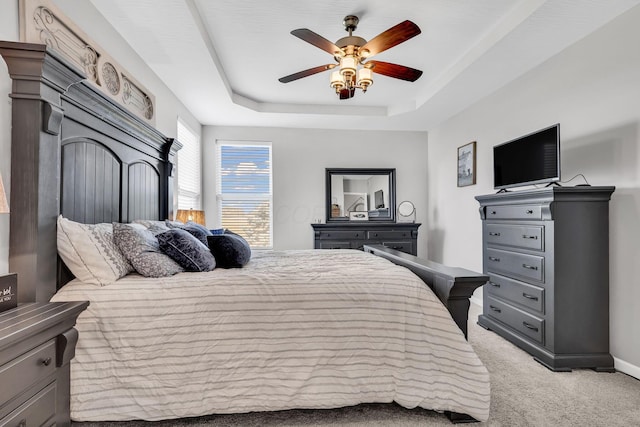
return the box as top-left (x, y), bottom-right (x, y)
top-left (51, 249), bottom-right (490, 422)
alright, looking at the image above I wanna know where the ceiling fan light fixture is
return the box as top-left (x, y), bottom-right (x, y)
top-left (357, 67), bottom-right (373, 92)
top-left (339, 55), bottom-right (357, 78)
top-left (330, 70), bottom-right (345, 91)
top-left (279, 16), bottom-right (422, 100)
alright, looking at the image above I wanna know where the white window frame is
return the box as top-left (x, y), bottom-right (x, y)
top-left (176, 118), bottom-right (201, 210)
top-left (216, 140), bottom-right (273, 249)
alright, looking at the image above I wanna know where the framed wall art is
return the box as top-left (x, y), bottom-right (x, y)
top-left (457, 141), bottom-right (476, 187)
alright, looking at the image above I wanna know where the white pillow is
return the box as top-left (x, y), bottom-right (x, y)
top-left (57, 215), bottom-right (133, 286)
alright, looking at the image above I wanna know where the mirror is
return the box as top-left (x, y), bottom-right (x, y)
top-left (326, 168), bottom-right (396, 222)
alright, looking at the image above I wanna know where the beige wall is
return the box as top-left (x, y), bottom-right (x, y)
top-left (426, 5), bottom-right (640, 378)
top-left (202, 126), bottom-right (429, 255)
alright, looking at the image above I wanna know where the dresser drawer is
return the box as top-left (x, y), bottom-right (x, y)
top-left (367, 230), bottom-right (412, 240)
top-left (486, 274), bottom-right (544, 313)
top-left (486, 296), bottom-right (544, 344)
top-left (317, 241), bottom-right (353, 249)
top-left (486, 224), bottom-right (544, 251)
top-left (0, 340), bottom-right (56, 405)
top-left (0, 382), bottom-right (56, 427)
top-left (317, 230), bottom-right (365, 240)
top-left (486, 248), bottom-right (544, 283)
top-left (485, 204), bottom-right (542, 220)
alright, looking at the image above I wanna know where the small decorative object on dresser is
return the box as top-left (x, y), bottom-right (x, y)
top-left (0, 274), bottom-right (17, 313)
top-left (476, 186), bottom-right (615, 372)
top-left (0, 301), bottom-right (88, 427)
top-left (312, 222), bottom-right (420, 255)
top-left (397, 200), bottom-right (416, 223)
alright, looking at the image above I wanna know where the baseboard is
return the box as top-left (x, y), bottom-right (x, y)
top-left (471, 299), bottom-right (639, 378)
top-left (613, 356), bottom-right (640, 380)
top-left (470, 295), bottom-right (483, 308)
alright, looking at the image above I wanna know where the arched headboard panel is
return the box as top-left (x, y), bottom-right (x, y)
top-left (128, 161), bottom-right (160, 221)
top-left (1, 41), bottom-right (182, 301)
top-left (61, 139), bottom-right (122, 224)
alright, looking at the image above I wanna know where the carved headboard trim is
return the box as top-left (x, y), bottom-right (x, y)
top-left (0, 41), bottom-right (181, 302)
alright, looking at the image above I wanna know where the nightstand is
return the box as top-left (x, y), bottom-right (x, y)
top-left (0, 302), bottom-right (89, 427)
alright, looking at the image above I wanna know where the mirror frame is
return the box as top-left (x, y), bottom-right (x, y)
top-left (325, 168), bottom-right (396, 222)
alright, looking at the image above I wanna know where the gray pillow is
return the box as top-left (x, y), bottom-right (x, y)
top-left (166, 221), bottom-right (211, 246)
top-left (206, 233), bottom-right (251, 268)
top-left (157, 229), bottom-right (216, 272)
top-left (113, 223), bottom-right (183, 277)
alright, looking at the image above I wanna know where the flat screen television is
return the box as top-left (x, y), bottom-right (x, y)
top-left (493, 123), bottom-right (560, 190)
top-left (374, 189), bottom-right (384, 208)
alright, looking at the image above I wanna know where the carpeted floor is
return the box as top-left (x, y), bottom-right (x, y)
top-left (73, 303), bottom-right (640, 427)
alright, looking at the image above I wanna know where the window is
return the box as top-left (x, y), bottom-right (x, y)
top-left (176, 119), bottom-right (201, 210)
top-left (216, 141), bottom-right (272, 249)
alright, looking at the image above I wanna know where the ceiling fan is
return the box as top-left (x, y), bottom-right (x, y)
top-left (278, 15), bottom-right (423, 100)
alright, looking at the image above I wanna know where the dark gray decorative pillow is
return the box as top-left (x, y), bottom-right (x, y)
top-left (113, 223), bottom-right (183, 277)
top-left (166, 221), bottom-right (211, 246)
top-left (157, 229), bottom-right (216, 272)
top-left (207, 233), bottom-right (251, 268)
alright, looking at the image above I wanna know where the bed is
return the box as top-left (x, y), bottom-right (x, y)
top-left (1, 41), bottom-right (490, 423)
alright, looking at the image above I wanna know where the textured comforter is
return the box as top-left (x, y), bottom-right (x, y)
top-left (51, 249), bottom-right (490, 421)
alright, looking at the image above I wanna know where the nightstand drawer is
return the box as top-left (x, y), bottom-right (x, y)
top-left (486, 296), bottom-right (544, 344)
top-left (0, 382), bottom-right (56, 427)
top-left (486, 248), bottom-right (544, 282)
top-left (486, 224), bottom-right (544, 251)
top-left (317, 230), bottom-right (365, 240)
top-left (486, 274), bottom-right (544, 313)
top-left (485, 204), bottom-right (542, 220)
top-left (0, 340), bottom-right (56, 405)
top-left (367, 230), bottom-right (411, 240)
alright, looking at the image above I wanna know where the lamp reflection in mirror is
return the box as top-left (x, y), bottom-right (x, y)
top-left (175, 208), bottom-right (205, 226)
top-left (0, 174), bottom-right (8, 214)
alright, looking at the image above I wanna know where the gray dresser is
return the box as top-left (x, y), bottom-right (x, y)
top-left (476, 186), bottom-right (615, 372)
top-left (312, 223), bottom-right (420, 255)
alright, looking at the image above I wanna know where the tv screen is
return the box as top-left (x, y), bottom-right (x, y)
top-left (493, 124), bottom-right (560, 190)
top-left (374, 189), bottom-right (384, 208)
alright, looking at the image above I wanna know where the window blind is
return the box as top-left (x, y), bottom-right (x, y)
top-left (216, 142), bottom-right (272, 249)
top-left (176, 119), bottom-right (201, 210)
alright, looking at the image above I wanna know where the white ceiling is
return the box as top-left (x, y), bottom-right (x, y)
top-left (90, 0), bottom-right (639, 131)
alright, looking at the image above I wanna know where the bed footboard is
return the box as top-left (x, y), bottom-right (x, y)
top-left (363, 245), bottom-right (488, 340)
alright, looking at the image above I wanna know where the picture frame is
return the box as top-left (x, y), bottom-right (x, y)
top-left (349, 211), bottom-right (369, 221)
top-left (457, 141), bottom-right (477, 187)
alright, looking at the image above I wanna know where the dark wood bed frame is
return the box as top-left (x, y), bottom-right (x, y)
top-left (1, 41), bottom-right (487, 424)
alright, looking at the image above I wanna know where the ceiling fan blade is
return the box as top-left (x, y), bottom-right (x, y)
top-left (366, 60), bottom-right (423, 82)
top-left (279, 64), bottom-right (336, 83)
top-left (359, 20), bottom-right (421, 57)
top-left (291, 28), bottom-right (344, 56)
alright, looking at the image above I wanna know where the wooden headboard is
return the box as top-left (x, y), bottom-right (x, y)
top-left (0, 41), bottom-right (181, 302)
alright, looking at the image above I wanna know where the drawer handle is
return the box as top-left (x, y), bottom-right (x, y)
top-left (489, 305), bottom-right (501, 313)
top-left (373, 233), bottom-right (378, 237)
top-left (489, 256), bottom-right (500, 262)
top-left (522, 293), bottom-right (539, 301)
top-left (522, 264), bottom-right (538, 270)
top-left (354, 233), bottom-right (359, 237)
top-left (490, 210), bottom-right (497, 215)
top-left (489, 282), bottom-right (500, 288)
top-left (41, 357), bottom-right (52, 366)
top-left (523, 321), bottom-right (539, 332)
top-left (522, 235), bottom-right (538, 240)
top-left (526, 209), bottom-right (534, 214)
top-left (488, 232), bottom-right (501, 236)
